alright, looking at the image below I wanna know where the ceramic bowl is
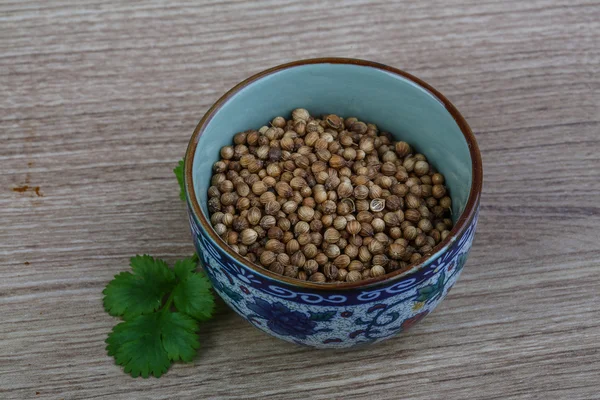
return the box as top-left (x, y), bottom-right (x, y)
top-left (184, 58), bottom-right (482, 348)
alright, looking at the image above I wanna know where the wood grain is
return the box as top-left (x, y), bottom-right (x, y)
top-left (1, 0), bottom-right (599, 399)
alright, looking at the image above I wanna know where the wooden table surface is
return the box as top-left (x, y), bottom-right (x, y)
top-left (1, 1), bottom-right (599, 399)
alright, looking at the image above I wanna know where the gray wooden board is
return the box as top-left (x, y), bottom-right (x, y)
top-left (1, 0), bottom-right (599, 399)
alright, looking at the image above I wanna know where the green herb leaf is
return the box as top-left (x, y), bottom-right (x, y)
top-left (106, 312), bottom-right (199, 378)
top-left (173, 270), bottom-right (215, 322)
top-left (106, 314), bottom-right (171, 378)
top-left (174, 158), bottom-right (185, 201)
top-left (103, 254), bottom-right (215, 378)
top-left (160, 312), bottom-right (200, 362)
top-left (173, 255), bottom-right (198, 279)
top-left (103, 255), bottom-right (176, 318)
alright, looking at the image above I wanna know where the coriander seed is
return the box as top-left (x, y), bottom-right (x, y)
top-left (414, 160), bottom-right (429, 176)
top-left (324, 263), bottom-right (338, 280)
top-left (286, 239), bottom-right (300, 254)
top-left (403, 225), bottom-right (417, 241)
top-left (208, 109), bottom-right (454, 283)
top-left (346, 270), bottom-right (362, 282)
top-left (324, 227), bottom-right (341, 243)
top-left (432, 173), bottom-right (445, 185)
top-left (432, 184), bottom-right (446, 199)
top-left (337, 268), bottom-right (349, 281)
top-left (440, 196), bottom-right (452, 209)
top-left (298, 206), bottom-right (315, 221)
top-left (346, 220), bottom-right (361, 235)
top-left (283, 265), bottom-right (299, 278)
top-left (240, 228), bottom-right (258, 245)
top-left (325, 244), bottom-right (341, 259)
top-left (304, 259), bottom-right (319, 274)
top-left (370, 198), bottom-right (385, 212)
top-left (372, 254), bottom-right (389, 267)
top-left (395, 141), bottom-right (411, 157)
top-left (269, 262), bottom-right (284, 275)
top-left (371, 218), bottom-right (386, 233)
top-left (292, 108), bottom-right (310, 122)
top-left (371, 265), bottom-right (386, 277)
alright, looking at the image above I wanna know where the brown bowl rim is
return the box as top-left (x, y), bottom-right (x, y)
top-left (184, 57), bottom-right (483, 291)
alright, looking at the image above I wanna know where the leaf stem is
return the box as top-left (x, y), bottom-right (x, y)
top-left (162, 291), bottom-right (175, 313)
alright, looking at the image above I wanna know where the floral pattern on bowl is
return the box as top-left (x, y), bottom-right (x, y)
top-left (189, 205), bottom-right (478, 348)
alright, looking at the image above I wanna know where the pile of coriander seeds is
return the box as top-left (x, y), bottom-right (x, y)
top-left (208, 109), bottom-right (454, 284)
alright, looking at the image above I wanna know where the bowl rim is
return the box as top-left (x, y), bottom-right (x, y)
top-left (185, 57), bottom-right (482, 291)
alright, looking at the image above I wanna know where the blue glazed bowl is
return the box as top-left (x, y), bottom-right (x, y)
top-left (184, 58), bottom-right (482, 348)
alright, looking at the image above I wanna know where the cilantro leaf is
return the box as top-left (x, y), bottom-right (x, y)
top-left (173, 271), bottom-right (215, 322)
top-left (106, 313), bottom-right (190, 378)
top-left (104, 254), bottom-right (215, 378)
top-left (173, 255), bottom-right (198, 279)
top-left (161, 312), bottom-right (200, 362)
top-left (174, 158), bottom-right (185, 201)
top-left (106, 312), bottom-right (200, 378)
top-left (107, 314), bottom-right (170, 378)
top-left (103, 255), bottom-right (175, 318)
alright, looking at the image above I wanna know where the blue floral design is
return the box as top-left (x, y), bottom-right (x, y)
top-left (247, 298), bottom-right (318, 339)
top-left (188, 204), bottom-right (479, 348)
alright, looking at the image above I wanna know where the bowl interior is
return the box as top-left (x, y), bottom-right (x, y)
top-left (192, 63), bottom-right (472, 227)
